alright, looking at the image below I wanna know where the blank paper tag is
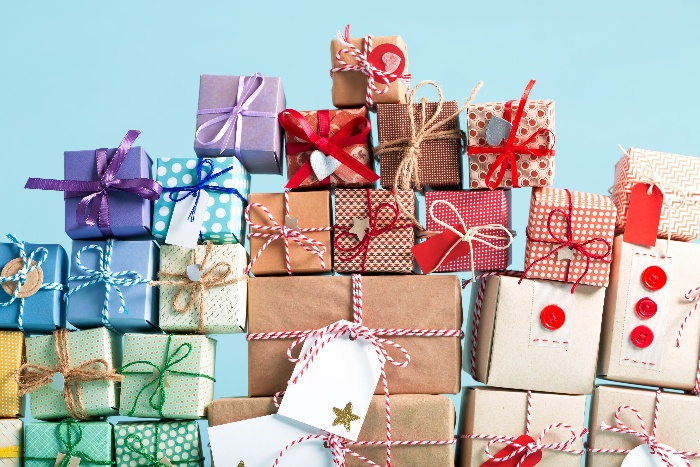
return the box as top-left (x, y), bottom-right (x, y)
top-left (621, 444), bottom-right (687, 467)
top-left (165, 191), bottom-right (210, 248)
top-left (55, 453), bottom-right (81, 466)
top-left (624, 183), bottom-right (663, 247)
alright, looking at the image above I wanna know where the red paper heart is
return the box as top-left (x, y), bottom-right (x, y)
top-left (623, 183), bottom-right (663, 247)
top-left (479, 435), bottom-right (542, 467)
top-left (367, 43), bottom-right (406, 82)
top-left (412, 226), bottom-right (471, 273)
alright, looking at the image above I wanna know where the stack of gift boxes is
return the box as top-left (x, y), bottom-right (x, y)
top-left (1, 23), bottom-right (700, 467)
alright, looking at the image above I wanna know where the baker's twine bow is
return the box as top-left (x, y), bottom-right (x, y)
top-left (15, 329), bottom-right (123, 420)
top-left (245, 193), bottom-right (332, 275)
top-left (0, 233), bottom-right (65, 332)
top-left (330, 24), bottom-right (412, 107)
top-left (467, 80), bottom-right (556, 190)
top-left (682, 287), bottom-right (700, 397)
top-left (117, 334), bottom-right (216, 417)
top-left (124, 424), bottom-right (201, 466)
top-left (195, 72), bottom-right (277, 155)
top-left (24, 130), bottom-right (162, 237)
top-left (65, 239), bottom-right (149, 331)
top-left (521, 189), bottom-right (612, 293)
top-left (23, 419), bottom-right (114, 466)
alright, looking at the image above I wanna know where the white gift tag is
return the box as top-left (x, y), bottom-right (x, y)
top-left (278, 319), bottom-right (384, 441)
top-left (165, 191), bottom-right (210, 249)
top-left (55, 453), bottom-right (81, 466)
top-left (621, 444), bottom-right (687, 467)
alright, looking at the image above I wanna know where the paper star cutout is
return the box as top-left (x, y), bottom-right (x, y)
top-left (285, 215), bottom-right (299, 231)
top-left (332, 402), bottom-right (361, 432)
top-left (349, 217), bottom-right (370, 241)
top-left (557, 247), bottom-right (576, 262)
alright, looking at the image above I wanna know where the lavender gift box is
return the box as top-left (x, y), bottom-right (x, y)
top-left (66, 239), bottom-right (158, 333)
top-left (194, 74), bottom-right (285, 174)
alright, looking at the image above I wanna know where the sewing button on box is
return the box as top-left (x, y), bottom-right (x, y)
top-left (634, 297), bottom-right (657, 319)
top-left (631, 325), bottom-right (654, 348)
top-left (641, 266), bottom-right (666, 291)
top-left (540, 305), bottom-right (565, 330)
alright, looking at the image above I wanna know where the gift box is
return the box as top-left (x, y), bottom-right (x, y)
top-left (416, 190), bottom-right (512, 274)
top-left (152, 157), bottom-right (250, 244)
top-left (114, 421), bottom-right (203, 467)
top-left (611, 147), bottom-right (700, 242)
top-left (0, 419), bottom-right (22, 467)
top-left (0, 331), bottom-right (23, 417)
top-left (587, 386), bottom-right (700, 467)
top-left (467, 274), bottom-right (606, 394)
top-left (467, 81), bottom-right (555, 189)
top-left (457, 387), bottom-right (587, 467)
top-left (24, 420), bottom-right (112, 467)
top-left (66, 239), bottom-right (158, 333)
top-left (247, 192), bottom-right (332, 275)
top-left (334, 189), bottom-right (415, 273)
top-left (22, 327), bottom-right (121, 420)
top-left (194, 73), bottom-right (285, 174)
top-left (598, 236), bottom-right (700, 390)
top-left (0, 235), bottom-right (67, 333)
top-left (247, 275), bottom-right (462, 396)
top-left (208, 394), bottom-right (455, 466)
top-left (523, 187), bottom-right (616, 288)
top-left (155, 243), bottom-right (247, 334)
top-left (119, 333), bottom-right (216, 418)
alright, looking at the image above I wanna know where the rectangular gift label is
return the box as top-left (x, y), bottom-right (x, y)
top-left (623, 183), bottom-right (664, 247)
top-left (165, 191), bottom-right (210, 249)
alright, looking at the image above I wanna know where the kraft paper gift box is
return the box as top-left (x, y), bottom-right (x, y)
top-left (523, 187), bottom-right (616, 288)
top-left (0, 419), bottom-right (22, 467)
top-left (0, 331), bottom-right (23, 417)
top-left (24, 420), bottom-right (112, 467)
top-left (24, 327), bottom-right (120, 420)
top-left (119, 333), bottom-right (215, 419)
top-left (0, 237), bottom-right (67, 333)
top-left (587, 385), bottom-right (700, 467)
top-left (156, 244), bottom-right (247, 334)
top-left (66, 239), bottom-right (158, 333)
top-left (114, 421), bottom-right (203, 467)
top-left (457, 387), bottom-right (587, 467)
top-left (152, 157), bottom-right (250, 244)
top-left (611, 147), bottom-right (700, 242)
top-left (194, 74), bottom-right (285, 174)
top-left (247, 192), bottom-right (332, 275)
top-left (334, 189), bottom-right (415, 273)
top-left (598, 236), bottom-right (700, 390)
top-left (247, 275), bottom-right (462, 396)
top-left (207, 394), bottom-right (455, 467)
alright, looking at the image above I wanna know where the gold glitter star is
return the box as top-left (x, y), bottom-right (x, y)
top-left (332, 402), bottom-right (361, 432)
top-left (237, 462), bottom-right (245, 467)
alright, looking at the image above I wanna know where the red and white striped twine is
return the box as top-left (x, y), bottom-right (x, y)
top-left (678, 286), bottom-right (700, 347)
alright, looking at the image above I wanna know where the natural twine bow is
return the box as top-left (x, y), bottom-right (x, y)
top-left (24, 419), bottom-right (114, 466)
top-left (149, 242), bottom-right (246, 334)
top-left (124, 424), bottom-right (201, 466)
top-left (15, 329), bottom-right (123, 420)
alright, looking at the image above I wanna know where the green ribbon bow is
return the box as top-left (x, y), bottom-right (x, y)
top-left (124, 424), bottom-right (201, 466)
top-left (24, 419), bottom-right (113, 466)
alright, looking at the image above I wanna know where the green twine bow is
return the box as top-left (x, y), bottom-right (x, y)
top-left (117, 334), bottom-right (216, 417)
top-left (124, 425), bottom-right (201, 466)
top-left (24, 419), bottom-right (114, 466)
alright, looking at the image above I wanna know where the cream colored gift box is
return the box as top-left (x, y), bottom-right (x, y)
top-left (0, 419), bottom-right (21, 467)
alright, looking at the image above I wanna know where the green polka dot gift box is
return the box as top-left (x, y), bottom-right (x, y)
top-left (114, 421), bottom-right (203, 467)
top-left (24, 419), bottom-right (113, 467)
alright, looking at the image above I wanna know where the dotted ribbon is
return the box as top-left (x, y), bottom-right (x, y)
top-left (24, 419), bottom-right (114, 466)
top-left (124, 424), bottom-right (202, 466)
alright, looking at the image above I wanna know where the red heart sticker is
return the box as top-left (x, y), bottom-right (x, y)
top-left (479, 435), bottom-right (542, 467)
top-left (367, 43), bottom-right (406, 82)
top-left (412, 227), bottom-right (471, 274)
top-left (623, 183), bottom-right (664, 247)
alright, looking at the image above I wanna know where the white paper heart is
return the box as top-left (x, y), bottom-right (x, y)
top-left (382, 52), bottom-right (401, 74)
top-left (621, 444), bottom-right (687, 467)
top-left (310, 150), bottom-right (341, 181)
top-left (186, 263), bottom-right (203, 282)
top-left (486, 116), bottom-right (513, 146)
top-left (49, 372), bottom-right (65, 392)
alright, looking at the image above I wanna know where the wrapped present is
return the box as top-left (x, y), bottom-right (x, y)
top-left (24, 419), bottom-right (112, 467)
top-left (415, 190), bottom-right (512, 275)
top-left (523, 187), bottom-right (615, 289)
top-left (194, 73), bottom-right (285, 174)
top-left (114, 421), bottom-right (203, 467)
top-left (153, 157), bottom-right (250, 245)
top-left (467, 80), bottom-right (555, 189)
top-left (599, 236), bottom-right (700, 391)
top-left (334, 189), bottom-right (415, 273)
top-left (457, 387), bottom-right (587, 467)
top-left (246, 192), bottom-right (332, 275)
top-left (467, 273), bottom-right (605, 394)
top-left (0, 234), bottom-right (67, 333)
top-left (587, 386), bottom-right (700, 466)
top-left (65, 239), bottom-right (157, 333)
top-left (18, 328), bottom-right (121, 420)
top-left (0, 419), bottom-right (22, 467)
top-left (208, 394), bottom-right (455, 466)
top-left (280, 108), bottom-right (377, 189)
top-left (153, 243), bottom-right (247, 334)
top-left (330, 25), bottom-right (411, 107)
top-left (0, 331), bottom-right (23, 417)
top-left (247, 275), bottom-right (463, 396)
top-left (24, 130), bottom-right (162, 239)
top-left (611, 147), bottom-right (700, 243)
top-left (119, 333), bottom-right (216, 418)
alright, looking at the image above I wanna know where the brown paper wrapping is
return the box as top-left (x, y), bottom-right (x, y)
top-left (208, 394), bottom-right (455, 466)
top-left (247, 275), bottom-right (462, 396)
top-left (248, 192), bottom-right (332, 275)
top-left (457, 387), bottom-right (586, 467)
top-left (587, 385), bottom-right (700, 467)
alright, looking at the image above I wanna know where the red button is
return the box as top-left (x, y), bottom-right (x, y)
top-left (631, 325), bottom-right (654, 348)
top-left (641, 266), bottom-right (667, 291)
top-left (540, 305), bottom-right (566, 330)
top-left (635, 297), bottom-right (657, 319)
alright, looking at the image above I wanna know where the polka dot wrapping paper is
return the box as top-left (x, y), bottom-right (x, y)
top-left (114, 421), bottom-right (202, 467)
top-left (0, 331), bottom-right (23, 417)
top-left (0, 418), bottom-right (22, 467)
top-left (24, 420), bottom-right (112, 467)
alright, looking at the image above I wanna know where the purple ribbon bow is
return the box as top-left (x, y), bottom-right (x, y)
top-left (24, 130), bottom-right (163, 237)
top-left (195, 72), bottom-right (276, 156)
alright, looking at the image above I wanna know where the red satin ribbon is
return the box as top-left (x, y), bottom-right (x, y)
top-left (467, 80), bottom-right (555, 190)
top-left (280, 109), bottom-right (378, 189)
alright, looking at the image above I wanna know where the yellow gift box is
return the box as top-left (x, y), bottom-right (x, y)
top-left (0, 331), bottom-right (23, 417)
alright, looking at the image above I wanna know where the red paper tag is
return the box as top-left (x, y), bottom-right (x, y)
top-left (623, 183), bottom-right (664, 247)
top-left (479, 435), bottom-right (542, 467)
top-left (367, 43), bottom-right (406, 82)
top-left (412, 227), bottom-right (471, 274)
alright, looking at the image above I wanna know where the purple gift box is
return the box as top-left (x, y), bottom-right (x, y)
top-left (194, 73), bottom-right (285, 174)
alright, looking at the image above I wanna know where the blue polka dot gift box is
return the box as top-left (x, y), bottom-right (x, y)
top-left (152, 157), bottom-right (250, 245)
top-left (24, 419), bottom-right (113, 467)
top-left (114, 421), bottom-right (203, 467)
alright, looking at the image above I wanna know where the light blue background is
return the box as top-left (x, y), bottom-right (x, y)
top-left (2, 1), bottom-right (700, 465)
